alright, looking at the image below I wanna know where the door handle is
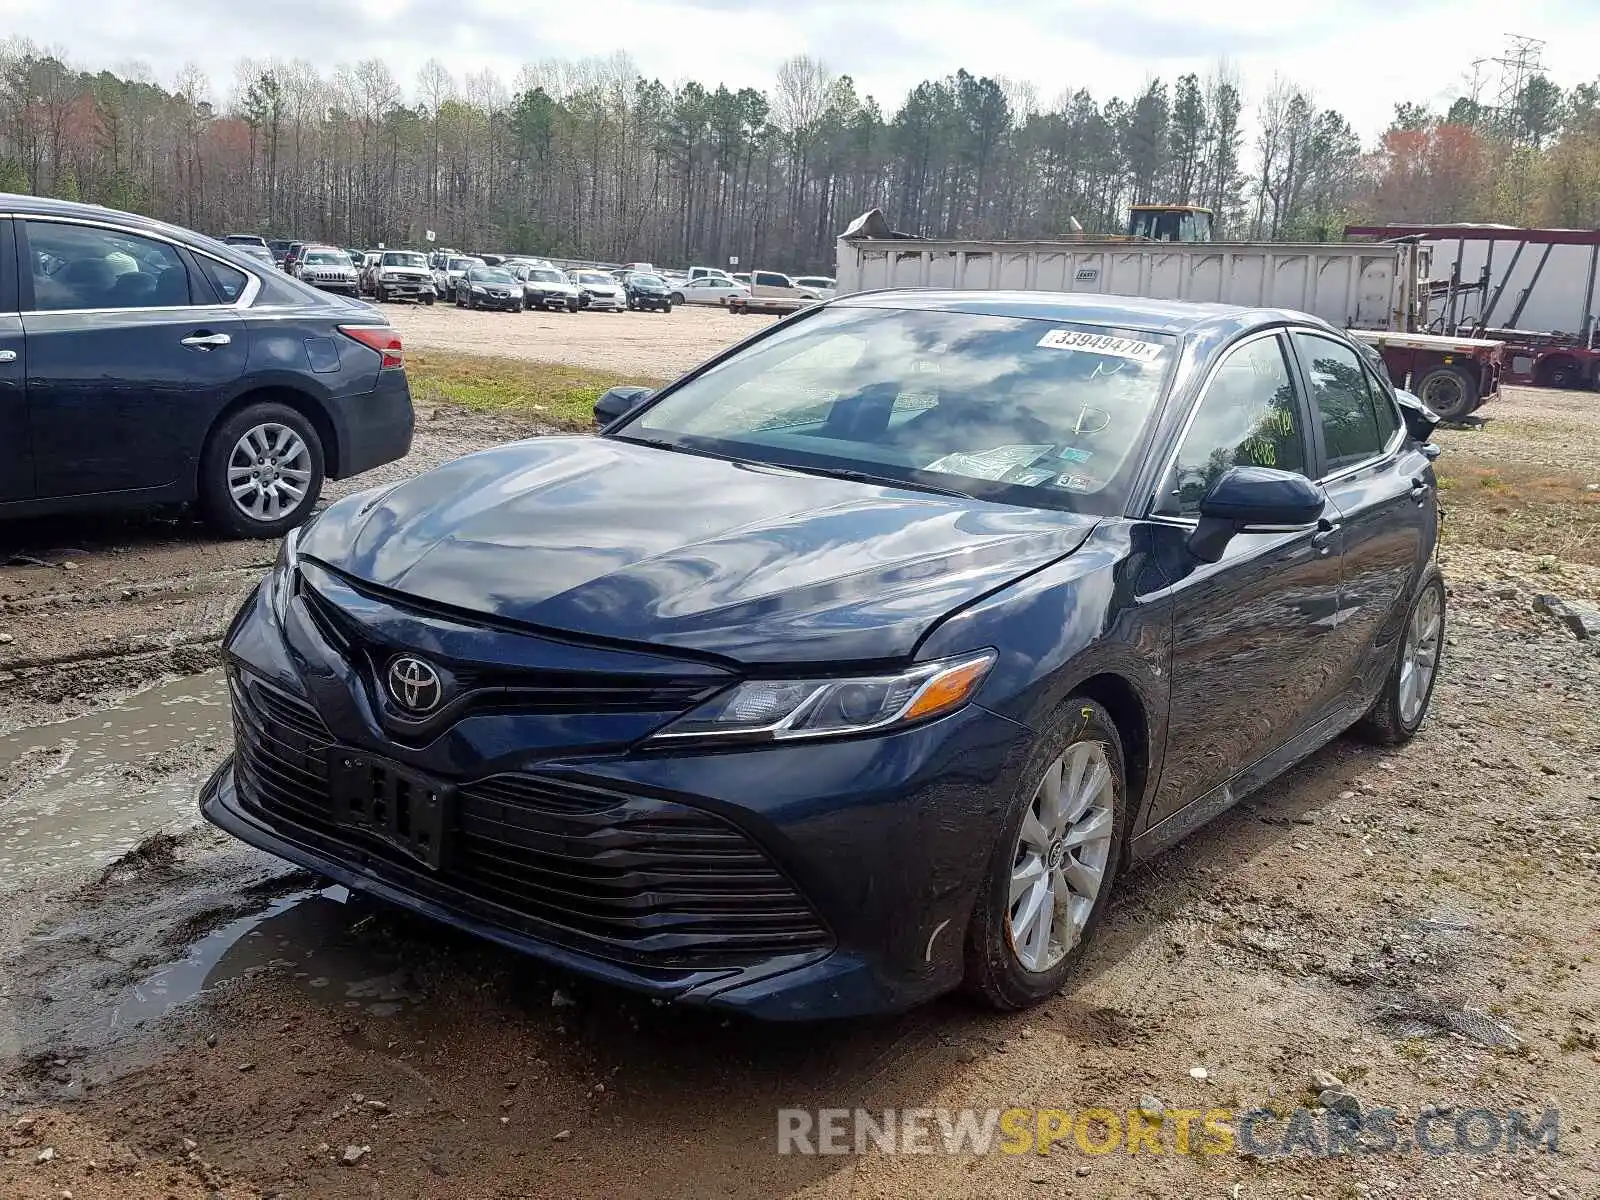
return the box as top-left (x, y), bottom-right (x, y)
top-left (1409, 476), bottom-right (1431, 503)
top-left (1311, 517), bottom-right (1341, 556)
top-left (181, 332), bottom-right (232, 350)
top-left (0, 349), bottom-right (15, 363)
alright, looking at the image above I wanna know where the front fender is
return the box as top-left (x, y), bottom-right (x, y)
top-left (916, 520), bottom-right (1173, 826)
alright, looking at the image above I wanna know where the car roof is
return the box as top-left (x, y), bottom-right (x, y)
top-left (836, 289), bottom-right (1331, 338)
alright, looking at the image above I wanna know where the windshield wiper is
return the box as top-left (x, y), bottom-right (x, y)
top-left (772, 463), bottom-right (978, 500)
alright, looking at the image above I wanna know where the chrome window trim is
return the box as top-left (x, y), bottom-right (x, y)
top-left (1288, 326), bottom-right (1407, 484)
top-left (8, 212), bottom-right (263, 314)
top-left (1144, 327), bottom-right (1300, 519)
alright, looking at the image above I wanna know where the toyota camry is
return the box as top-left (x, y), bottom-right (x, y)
top-left (202, 292), bottom-right (1445, 1019)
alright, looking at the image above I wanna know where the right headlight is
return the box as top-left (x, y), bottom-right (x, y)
top-left (263, 525), bottom-right (302, 625)
top-left (649, 651), bottom-right (995, 745)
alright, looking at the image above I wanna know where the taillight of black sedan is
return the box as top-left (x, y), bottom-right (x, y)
top-left (202, 292), bottom-right (1445, 1018)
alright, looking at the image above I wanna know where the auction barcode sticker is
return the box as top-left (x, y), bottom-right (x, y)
top-left (1036, 329), bottom-right (1165, 363)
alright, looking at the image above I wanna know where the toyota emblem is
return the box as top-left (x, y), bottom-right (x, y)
top-left (387, 656), bottom-right (444, 714)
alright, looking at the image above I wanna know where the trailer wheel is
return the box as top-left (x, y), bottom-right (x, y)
top-left (1415, 365), bottom-right (1478, 422)
top-left (1539, 356), bottom-right (1583, 389)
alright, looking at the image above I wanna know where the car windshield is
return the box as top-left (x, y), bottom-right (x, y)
top-left (619, 305), bottom-right (1175, 515)
top-left (383, 252), bottom-right (427, 268)
top-left (471, 267), bottom-right (514, 283)
top-left (632, 274), bottom-right (665, 286)
top-left (577, 272), bottom-right (612, 286)
top-left (449, 258), bottom-right (478, 272)
top-left (304, 250), bottom-right (349, 267)
top-left (530, 269), bottom-right (566, 283)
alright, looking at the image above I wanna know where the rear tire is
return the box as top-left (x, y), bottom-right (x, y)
top-left (1416, 365), bottom-right (1478, 422)
top-left (963, 699), bottom-right (1127, 1011)
top-left (671, 292), bottom-right (685, 305)
top-left (1354, 567), bottom-right (1445, 745)
top-left (199, 402), bottom-right (325, 540)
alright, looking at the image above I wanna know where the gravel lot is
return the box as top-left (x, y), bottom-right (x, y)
top-left (1, 358), bottom-right (1597, 1199)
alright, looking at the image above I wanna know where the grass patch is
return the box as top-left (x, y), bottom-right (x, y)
top-left (408, 351), bottom-right (661, 431)
top-left (1436, 459), bottom-right (1600, 565)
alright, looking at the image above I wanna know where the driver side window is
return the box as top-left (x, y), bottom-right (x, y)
top-left (1166, 334), bottom-right (1308, 517)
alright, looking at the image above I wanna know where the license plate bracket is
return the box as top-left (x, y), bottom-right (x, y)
top-left (328, 751), bottom-right (449, 870)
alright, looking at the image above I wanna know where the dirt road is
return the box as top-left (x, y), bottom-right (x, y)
top-left (1, 376), bottom-right (1598, 1199)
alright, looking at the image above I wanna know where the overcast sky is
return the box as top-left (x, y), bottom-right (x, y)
top-left (4, 0), bottom-right (1598, 138)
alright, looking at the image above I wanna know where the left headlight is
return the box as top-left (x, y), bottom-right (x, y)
top-left (650, 651), bottom-right (996, 745)
top-left (263, 525), bottom-right (302, 625)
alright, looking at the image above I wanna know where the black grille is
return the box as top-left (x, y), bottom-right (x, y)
top-left (228, 673), bottom-right (832, 969)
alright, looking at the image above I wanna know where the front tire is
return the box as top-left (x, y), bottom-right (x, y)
top-left (199, 402), bottom-right (325, 540)
top-left (1354, 567), bottom-right (1445, 745)
top-left (964, 699), bottom-right (1127, 1010)
top-left (670, 292), bottom-right (685, 305)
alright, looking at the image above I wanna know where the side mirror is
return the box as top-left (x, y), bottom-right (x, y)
top-left (1394, 387), bottom-right (1441, 443)
top-left (1188, 466), bottom-right (1327, 563)
top-left (594, 385), bottom-right (654, 427)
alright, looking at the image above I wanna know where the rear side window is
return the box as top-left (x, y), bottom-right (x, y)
top-left (1293, 333), bottom-right (1400, 472)
top-left (1166, 334), bottom-right (1308, 517)
top-left (25, 221), bottom-right (190, 311)
top-left (199, 257), bottom-right (249, 303)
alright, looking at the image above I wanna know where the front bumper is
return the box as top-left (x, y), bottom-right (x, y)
top-left (377, 278), bottom-right (436, 300)
top-left (203, 587), bottom-right (1034, 1018)
top-left (629, 294), bottom-right (671, 309)
top-left (467, 292), bottom-right (519, 310)
top-left (583, 293), bottom-right (625, 310)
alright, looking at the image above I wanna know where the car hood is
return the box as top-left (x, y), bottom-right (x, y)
top-left (298, 437), bottom-right (1098, 665)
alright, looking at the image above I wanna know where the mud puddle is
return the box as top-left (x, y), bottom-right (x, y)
top-left (108, 885), bottom-right (424, 1033)
top-left (0, 669), bottom-right (229, 887)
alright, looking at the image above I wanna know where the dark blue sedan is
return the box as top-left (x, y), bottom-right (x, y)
top-left (202, 292), bottom-right (1445, 1018)
top-left (0, 197), bottom-right (414, 537)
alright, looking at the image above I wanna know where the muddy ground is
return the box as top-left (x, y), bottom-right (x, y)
top-left (1, 375), bottom-right (1598, 1200)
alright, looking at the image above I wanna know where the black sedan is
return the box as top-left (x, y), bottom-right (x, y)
top-left (0, 196), bottom-right (414, 538)
top-left (624, 272), bottom-right (673, 312)
top-left (455, 266), bottom-right (521, 311)
top-left (202, 293), bottom-right (1445, 1017)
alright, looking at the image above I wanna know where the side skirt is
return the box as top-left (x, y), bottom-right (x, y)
top-left (1129, 704), bottom-right (1360, 862)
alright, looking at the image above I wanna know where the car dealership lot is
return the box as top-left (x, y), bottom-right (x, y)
top-left (0, 378), bottom-right (1597, 1199)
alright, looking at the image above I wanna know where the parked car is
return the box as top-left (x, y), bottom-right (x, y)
top-left (623, 271), bottom-right (673, 312)
top-left (434, 255), bottom-right (484, 302)
top-left (223, 233), bottom-right (269, 250)
top-left (512, 264), bottom-right (580, 311)
top-left (295, 246), bottom-right (360, 296)
top-left (281, 241), bottom-right (310, 275)
top-left (200, 291), bottom-right (1444, 1018)
top-left (570, 269), bottom-right (625, 311)
top-left (0, 196), bottom-right (414, 538)
top-left (233, 243), bottom-right (277, 271)
top-left (795, 275), bottom-right (837, 299)
top-left (455, 265), bottom-right (522, 311)
top-left (688, 265), bottom-right (736, 284)
top-left (750, 269), bottom-right (824, 301)
top-left (267, 238), bottom-right (294, 265)
top-left (367, 250), bottom-right (437, 304)
top-left (670, 277), bottom-right (749, 307)
top-left (731, 272), bottom-right (751, 285)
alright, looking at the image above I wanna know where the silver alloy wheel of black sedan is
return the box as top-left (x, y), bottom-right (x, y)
top-left (1398, 579), bottom-right (1442, 725)
top-left (1007, 740), bottom-right (1116, 972)
top-left (229, 422), bottom-right (313, 524)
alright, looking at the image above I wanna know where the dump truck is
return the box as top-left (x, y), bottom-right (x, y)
top-left (834, 210), bottom-right (1503, 420)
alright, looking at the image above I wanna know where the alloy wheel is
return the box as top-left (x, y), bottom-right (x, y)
top-left (1007, 741), bottom-right (1116, 973)
top-left (1398, 584), bottom-right (1442, 725)
top-left (228, 423), bottom-right (312, 523)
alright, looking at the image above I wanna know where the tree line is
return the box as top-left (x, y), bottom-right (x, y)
top-left (0, 37), bottom-right (1597, 273)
